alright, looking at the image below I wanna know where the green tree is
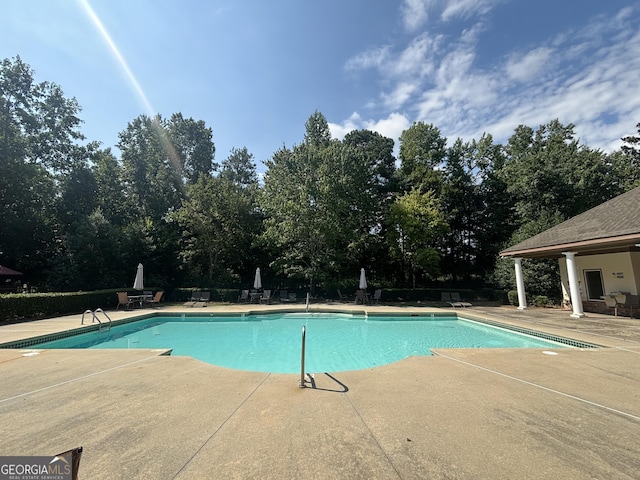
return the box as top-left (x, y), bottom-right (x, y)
top-left (220, 147), bottom-right (259, 187)
top-left (341, 129), bottom-right (397, 280)
top-left (173, 177), bottom-right (260, 286)
top-left (118, 114), bottom-right (184, 221)
top-left (621, 122), bottom-right (640, 159)
top-left (303, 110), bottom-right (332, 148)
top-left (398, 122), bottom-right (446, 193)
top-left (47, 209), bottom-right (125, 291)
top-left (615, 122), bottom-right (640, 190)
top-left (167, 112), bottom-right (216, 184)
top-left (469, 134), bottom-right (514, 276)
top-left (387, 188), bottom-right (448, 288)
top-left (57, 163), bottom-right (98, 230)
top-left (261, 115), bottom-right (380, 292)
top-left (91, 146), bottom-right (127, 226)
top-left (501, 119), bottom-right (611, 222)
top-left (0, 56), bottom-right (84, 283)
top-left (439, 138), bottom-right (478, 282)
top-left (117, 114), bottom-right (192, 287)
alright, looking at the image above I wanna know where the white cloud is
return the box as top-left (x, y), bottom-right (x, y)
top-left (505, 47), bottom-right (553, 82)
top-left (344, 45), bottom-right (391, 71)
top-left (391, 33), bottom-right (440, 78)
top-left (364, 113), bottom-right (412, 142)
top-left (401, 0), bottom-right (431, 32)
top-left (400, 0), bottom-right (502, 28)
top-left (441, 0), bottom-right (503, 21)
top-left (382, 82), bottom-right (418, 109)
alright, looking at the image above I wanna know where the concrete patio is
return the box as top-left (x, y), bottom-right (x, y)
top-left (1, 304), bottom-right (639, 479)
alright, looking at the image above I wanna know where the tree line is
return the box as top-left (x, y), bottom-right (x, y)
top-left (2, 56), bottom-right (639, 298)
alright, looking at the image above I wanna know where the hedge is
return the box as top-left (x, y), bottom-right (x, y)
top-left (0, 289), bottom-right (140, 323)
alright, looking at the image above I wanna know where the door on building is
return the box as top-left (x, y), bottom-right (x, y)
top-left (584, 269), bottom-right (604, 301)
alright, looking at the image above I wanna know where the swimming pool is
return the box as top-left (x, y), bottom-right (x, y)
top-left (23, 313), bottom-right (577, 373)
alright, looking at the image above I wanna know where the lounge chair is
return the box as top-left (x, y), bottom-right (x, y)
top-left (441, 292), bottom-right (462, 308)
top-left (150, 290), bottom-right (164, 306)
top-left (372, 289), bottom-right (382, 304)
top-left (116, 291), bottom-right (133, 310)
top-left (238, 289), bottom-right (249, 303)
top-left (184, 291), bottom-right (201, 307)
top-left (193, 291), bottom-right (210, 307)
top-left (279, 290), bottom-right (297, 302)
top-left (260, 289), bottom-right (272, 304)
top-left (337, 290), bottom-right (351, 302)
top-left (451, 292), bottom-right (472, 307)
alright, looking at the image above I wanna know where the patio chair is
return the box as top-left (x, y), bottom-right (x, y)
top-left (451, 292), bottom-right (472, 307)
top-left (193, 291), bottom-right (210, 307)
top-left (603, 295), bottom-right (618, 316)
top-left (238, 289), bottom-right (249, 303)
top-left (625, 294), bottom-right (639, 319)
top-left (372, 289), bottom-right (382, 304)
top-left (116, 291), bottom-right (133, 310)
top-left (260, 289), bottom-right (272, 304)
top-left (150, 290), bottom-right (164, 307)
top-left (142, 290), bottom-right (153, 305)
top-left (355, 290), bottom-right (365, 304)
top-left (184, 291), bottom-right (201, 307)
top-left (55, 446), bottom-right (82, 480)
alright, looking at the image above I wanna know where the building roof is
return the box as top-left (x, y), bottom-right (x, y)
top-left (500, 185), bottom-right (640, 258)
top-left (0, 265), bottom-right (23, 276)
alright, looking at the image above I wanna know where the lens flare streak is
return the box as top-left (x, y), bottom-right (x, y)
top-left (77, 0), bottom-right (155, 116)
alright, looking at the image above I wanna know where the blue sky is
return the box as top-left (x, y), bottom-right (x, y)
top-left (3, 0), bottom-right (639, 172)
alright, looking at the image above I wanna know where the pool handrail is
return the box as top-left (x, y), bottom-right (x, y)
top-left (299, 325), bottom-right (306, 388)
top-left (81, 308), bottom-right (112, 331)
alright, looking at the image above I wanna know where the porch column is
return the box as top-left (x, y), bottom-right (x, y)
top-left (563, 251), bottom-right (585, 318)
top-left (513, 257), bottom-right (527, 310)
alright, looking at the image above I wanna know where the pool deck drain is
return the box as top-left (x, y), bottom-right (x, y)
top-left (1, 304), bottom-right (639, 479)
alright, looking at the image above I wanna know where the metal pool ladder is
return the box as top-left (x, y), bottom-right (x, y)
top-left (81, 308), bottom-right (112, 331)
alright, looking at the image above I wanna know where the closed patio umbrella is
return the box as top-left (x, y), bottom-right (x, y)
top-left (253, 267), bottom-right (262, 290)
top-left (133, 263), bottom-right (144, 290)
top-left (359, 268), bottom-right (367, 290)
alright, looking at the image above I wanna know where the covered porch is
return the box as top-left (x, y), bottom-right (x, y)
top-left (500, 186), bottom-right (640, 318)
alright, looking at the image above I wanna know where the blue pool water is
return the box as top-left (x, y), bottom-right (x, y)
top-left (31, 313), bottom-right (568, 373)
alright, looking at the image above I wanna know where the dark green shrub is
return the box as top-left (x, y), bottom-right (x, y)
top-left (534, 295), bottom-right (551, 307)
